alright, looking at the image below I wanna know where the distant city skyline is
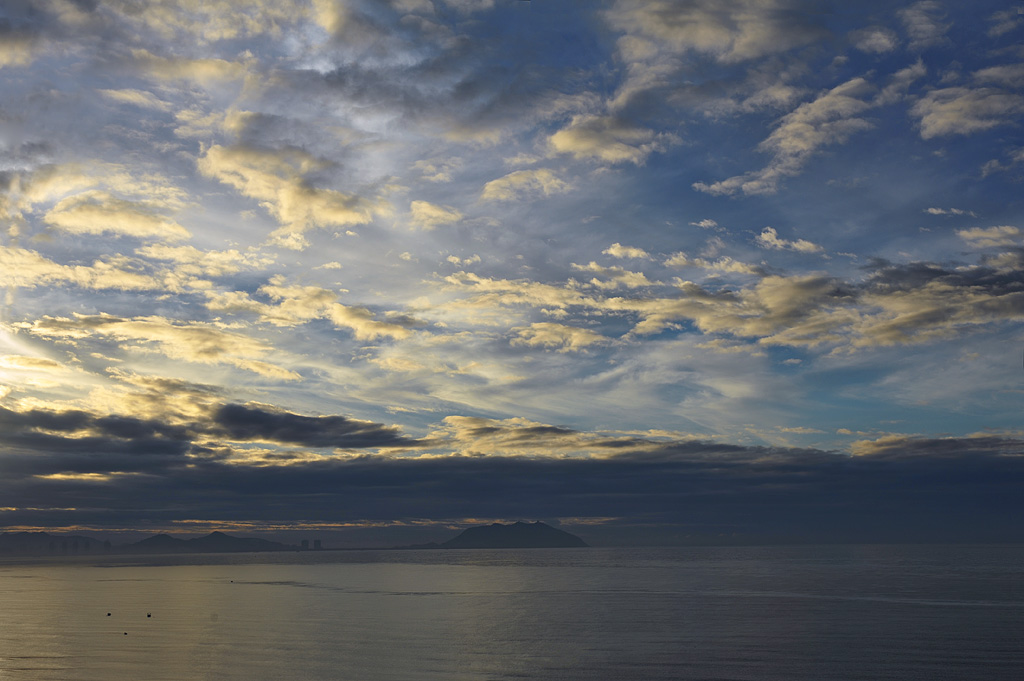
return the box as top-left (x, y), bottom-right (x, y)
top-left (1, 0), bottom-right (1022, 545)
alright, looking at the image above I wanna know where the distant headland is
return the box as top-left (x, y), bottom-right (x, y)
top-left (0, 530), bottom-right (296, 557)
top-left (0, 521), bottom-right (588, 557)
top-left (400, 521), bottom-right (588, 549)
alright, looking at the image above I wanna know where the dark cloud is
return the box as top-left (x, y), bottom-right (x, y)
top-left (209, 403), bottom-right (415, 448)
top-left (864, 258), bottom-right (1024, 295)
top-left (0, 402), bottom-right (419, 481)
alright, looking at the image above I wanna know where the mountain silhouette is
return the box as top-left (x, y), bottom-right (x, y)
top-left (123, 531), bottom-right (295, 554)
top-left (441, 521), bottom-right (588, 549)
top-left (0, 531), bottom-right (108, 556)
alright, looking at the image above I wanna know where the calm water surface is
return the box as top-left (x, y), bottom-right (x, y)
top-left (0, 545), bottom-right (1021, 680)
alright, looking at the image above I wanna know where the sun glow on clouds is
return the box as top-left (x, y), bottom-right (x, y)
top-left (0, 0), bottom-right (1022, 541)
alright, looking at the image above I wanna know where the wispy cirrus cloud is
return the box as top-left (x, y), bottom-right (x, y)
top-left (694, 78), bottom-right (876, 195)
top-left (911, 88), bottom-right (1024, 139)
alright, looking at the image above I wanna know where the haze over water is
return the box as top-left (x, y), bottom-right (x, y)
top-left (2, 545), bottom-right (1022, 681)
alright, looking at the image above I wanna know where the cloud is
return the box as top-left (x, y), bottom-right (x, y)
top-left (956, 225), bottom-right (1021, 248)
top-left (898, 0), bottom-right (951, 50)
top-left (22, 314), bottom-right (300, 380)
top-left (98, 89), bottom-right (170, 111)
top-left (754, 226), bottom-right (823, 253)
top-left (0, 392), bottom-right (420, 486)
top-left (911, 87), bottom-right (1024, 138)
top-left (132, 50), bottom-right (250, 88)
top-left (0, 355), bottom-right (63, 371)
top-left (446, 270), bottom-right (848, 344)
top-left (606, 0), bottom-right (824, 62)
top-left (849, 262), bottom-right (1024, 348)
top-left (11, 163), bottom-right (191, 240)
top-left (434, 415), bottom-right (627, 457)
top-left (694, 78), bottom-right (875, 195)
top-left (135, 244), bottom-right (272, 278)
top-left (875, 59), bottom-right (927, 106)
top-left (210, 403), bottom-right (415, 449)
top-left (511, 323), bottom-right (610, 353)
top-left (445, 253), bottom-right (1024, 352)
top-left (691, 62), bottom-right (922, 194)
top-left (206, 277), bottom-right (414, 341)
top-left (411, 157), bottom-right (461, 183)
top-left (603, 0), bottom-right (826, 110)
top-left (44, 192), bottom-right (190, 240)
top-left (409, 200), bottom-right (462, 230)
top-left (925, 207), bottom-right (977, 217)
top-left (197, 145), bottom-right (385, 249)
top-left (974, 63), bottom-right (1024, 88)
top-left (0, 246), bottom-right (159, 291)
top-left (480, 168), bottom-right (573, 202)
top-left (571, 262), bottom-right (652, 289)
top-left (849, 433), bottom-right (1023, 458)
top-left (982, 146), bottom-right (1024, 177)
top-left (849, 26), bottom-right (899, 53)
top-left (603, 243), bottom-right (650, 259)
top-left (442, 271), bottom-right (597, 313)
top-left (446, 254), bottom-right (480, 266)
top-left (438, 0), bottom-right (495, 14)
top-left (988, 7), bottom-right (1024, 37)
top-left (0, 26), bottom-right (40, 69)
top-left (115, 0), bottom-right (309, 44)
top-left (548, 115), bottom-right (670, 165)
top-left (91, 370), bottom-right (227, 424)
top-left (777, 426), bottom-right (823, 434)
top-left (664, 252), bottom-right (763, 275)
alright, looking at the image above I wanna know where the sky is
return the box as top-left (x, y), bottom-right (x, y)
top-left (1, 0), bottom-right (1023, 546)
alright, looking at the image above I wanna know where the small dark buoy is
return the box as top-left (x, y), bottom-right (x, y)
top-left (147, 613), bottom-right (151, 618)
top-left (124, 632), bottom-right (128, 635)
top-left (107, 613), bottom-right (111, 616)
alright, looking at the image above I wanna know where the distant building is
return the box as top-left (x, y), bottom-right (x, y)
top-left (313, 539), bottom-right (322, 550)
top-left (301, 539), bottom-right (309, 550)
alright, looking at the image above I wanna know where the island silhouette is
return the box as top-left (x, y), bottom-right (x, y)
top-left (401, 521), bottom-right (588, 549)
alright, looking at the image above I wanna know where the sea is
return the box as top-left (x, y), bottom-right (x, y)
top-left (1, 544), bottom-right (1021, 680)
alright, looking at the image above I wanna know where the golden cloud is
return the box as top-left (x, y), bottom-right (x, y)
top-left (409, 200), bottom-right (463, 229)
top-left (198, 145), bottom-right (386, 249)
top-left (481, 168), bottom-right (572, 202)
top-left (23, 314), bottom-right (299, 380)
top-left (44, 192), bottom-right (190, 240)
top-left (511, 323), bottom-right (609, 353)
top-left (0, 246), bottom-right (159, 291)
top-left (549, 115), bottom-right (669, 165)
top-left (206, 277), bottom-right (413, 341)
